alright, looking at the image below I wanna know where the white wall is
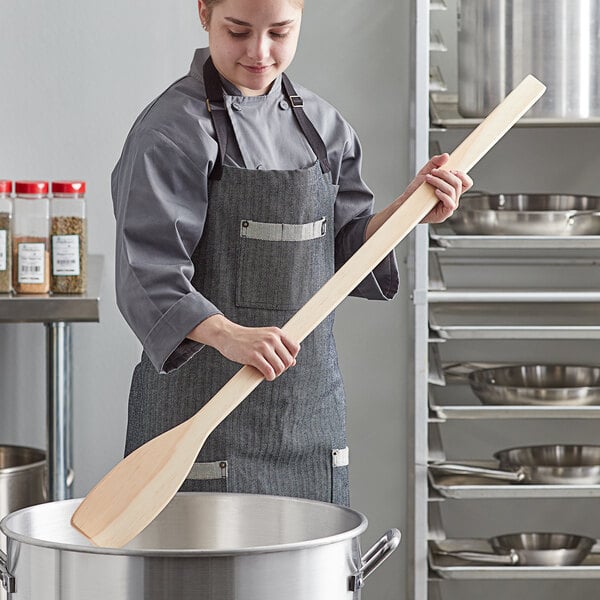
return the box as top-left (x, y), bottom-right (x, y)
top-left (0, 1), bottom-right (411, 598)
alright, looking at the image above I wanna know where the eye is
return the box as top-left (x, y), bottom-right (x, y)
top-left (270, 28), bottom-right (290, 39)
top-left (228, 29), bottom-right (250, 38)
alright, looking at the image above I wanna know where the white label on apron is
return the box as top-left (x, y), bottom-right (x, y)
top-left (52, 235), bottom-right (80, 276)
top-left (18, 243), bottom-right (45, 283)
top-left (0, 230), bottom-right (6, 271)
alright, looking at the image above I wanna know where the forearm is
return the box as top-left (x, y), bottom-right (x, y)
top-left (364, 195), bottom-right (404, 240)
top-left (187, 313), bottom-right (235, 350)
top-left (187, 314), bottom-right (300, 381)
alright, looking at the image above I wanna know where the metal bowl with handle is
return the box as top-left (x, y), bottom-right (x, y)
top-left (438, 532), bottom-right (597, 566)
top-left (430, 444), bottom-right (600, 484)
top-left (468, 365), bottom-right (600, 406)
top-left (447, 193), bottom-right (600, 235)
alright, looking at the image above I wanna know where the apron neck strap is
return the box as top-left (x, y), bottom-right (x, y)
top-left (203, 57), bottom-right (229, 180)
top-left (203, 57), bottom-right (331, 180)
top-left (280, 73), bottom-right (331, 175)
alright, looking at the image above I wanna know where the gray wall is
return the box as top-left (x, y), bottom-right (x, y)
top-left (0, 1), bottom-right (410, 598)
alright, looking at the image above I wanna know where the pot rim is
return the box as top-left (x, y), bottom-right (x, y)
top-left (0, 445), bottom-right (45, 476)
top-left (0, 493), bottom-right (369, 557)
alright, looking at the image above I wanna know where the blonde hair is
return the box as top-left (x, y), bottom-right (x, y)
top-left (202, 0), bottom-right (304, 23)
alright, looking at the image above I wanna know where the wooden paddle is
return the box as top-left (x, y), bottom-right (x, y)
top-left (72, 75), bottom-right (545, 548)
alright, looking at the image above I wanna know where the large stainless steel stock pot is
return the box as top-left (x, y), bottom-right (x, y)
top-left (0, 492), bottom-right (400, 599)
top-left (458, 0), bottom-right (600, 118)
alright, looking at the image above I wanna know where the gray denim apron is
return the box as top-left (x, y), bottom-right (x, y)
top-left (125, 58), bottom-right (349, 505)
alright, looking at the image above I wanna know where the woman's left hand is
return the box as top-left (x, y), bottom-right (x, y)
top-left (365, 153), bottom-right (473, 240)
top-left (401, 153), bottom-right (473, 224)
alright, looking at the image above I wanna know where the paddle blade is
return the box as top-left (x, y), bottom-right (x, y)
top-left (71, 419), bottom-right (199, 547)
top-left (72, 365), bottom-right (264, 548)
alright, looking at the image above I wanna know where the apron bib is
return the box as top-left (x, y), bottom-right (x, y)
top-left (125, 58), bottom-right (349, 505)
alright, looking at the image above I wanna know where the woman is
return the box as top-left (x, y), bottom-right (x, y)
top-left (112, 0), bottom-right (472, 506)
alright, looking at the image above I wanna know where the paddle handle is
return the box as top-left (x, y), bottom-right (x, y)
top-left (282, 74), bottom-right (546, 342)
top-left (191, 75), bottom-right (546, 431)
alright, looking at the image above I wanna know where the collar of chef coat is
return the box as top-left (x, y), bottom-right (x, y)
top-left (188, 47), bottom-right (283, 99)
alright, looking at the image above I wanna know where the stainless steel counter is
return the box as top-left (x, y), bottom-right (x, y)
top-left (0, 255), bottom-right (103, 501)
top-left (0, 255), bottom-right (102, 323)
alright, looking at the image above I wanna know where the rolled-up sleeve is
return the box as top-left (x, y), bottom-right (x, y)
top-left (112, 130), bottom-right (221, 373)
top-left (334, 124), bottom-right (399, 300)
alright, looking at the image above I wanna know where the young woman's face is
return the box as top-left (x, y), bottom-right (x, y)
top-left (199, 0), bottom-right (302, 96)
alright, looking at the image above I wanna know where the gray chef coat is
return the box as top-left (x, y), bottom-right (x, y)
top-left (112, 47), bottom-right (399, 374)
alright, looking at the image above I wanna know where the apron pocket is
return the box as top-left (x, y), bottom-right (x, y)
top-left (331, 447), bottom-right (350, 506)
top-left (237, 217), bottom-right (330, 311)
top-left (181, 460), bottom-right (228, 492)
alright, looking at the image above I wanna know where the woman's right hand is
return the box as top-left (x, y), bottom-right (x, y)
top-left (187, 314), bottom-right (300, 381)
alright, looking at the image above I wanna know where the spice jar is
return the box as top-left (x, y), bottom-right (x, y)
top-left (50, 181), bottom-right (87, 294)
top-left (0, 180), bottom-right (12, 293)
top-left (13, 181), bottom-right (50, 294)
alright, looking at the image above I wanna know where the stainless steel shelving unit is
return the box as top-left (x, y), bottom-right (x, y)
top-left (430, 403), bottom-right (600, 421)
top-left (429, 93), bottom-right (600, 129)
top-left (430, 477), bottom-right (600, 501)
top-left (0, 255), bottom-right (103, 500)
top-left (429, 538), bottom-right (600, 580)
top-left (408, 1), bottom-right (600, 598)
top-left (430, 225), bottom-right (600, 249)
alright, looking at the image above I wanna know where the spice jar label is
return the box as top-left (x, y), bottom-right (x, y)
top-left (0, 230), bottom-right (6, 271)
top-left (52, 235), bottom-right (80, 276)
top-left (17, 242), bottom-right (46, 283)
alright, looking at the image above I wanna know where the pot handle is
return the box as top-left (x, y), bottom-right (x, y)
top-left (442, 362), bottom-right (495, 379)
top-left (568, 210), bottom-right (600, 220)
top-left (0, 550), bottom-right (15, 593)
top-left (436, 547), bottom-right (519, 565)
top-left (429, 462), bottom-right (525, 482)
top-left (349, 528), bottom-right (401, 592)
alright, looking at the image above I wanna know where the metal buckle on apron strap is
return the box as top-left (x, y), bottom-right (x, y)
top-left (332, 447), bottom-right (349, 468)
top-left (288, 94), bottom-right (304, 108)
top-left (188, 461), bottom-right (228, 480)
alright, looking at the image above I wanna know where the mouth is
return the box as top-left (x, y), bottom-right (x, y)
top-left (240, 64), bottom-right (273, 74)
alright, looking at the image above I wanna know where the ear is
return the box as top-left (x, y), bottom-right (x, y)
top-left (198, 1), bottom-right (209, 30)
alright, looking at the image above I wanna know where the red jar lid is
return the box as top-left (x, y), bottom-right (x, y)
top-left (52, 181), bottom-right (86, 195)
top-left (15, 181), bottom-right (49, 195)
top-left (0, 180), bottom-right (12, 194)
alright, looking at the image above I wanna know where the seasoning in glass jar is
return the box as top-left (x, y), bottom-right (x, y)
top-left (12, 181), bottom-right (50, 294)
top-left (0, 180), bottom-right (13, 293)
top-left (50, 181), bottom-right (87, 294)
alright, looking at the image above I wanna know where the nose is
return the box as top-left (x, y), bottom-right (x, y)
top-left (246, 33), bottom-right (270, 62)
